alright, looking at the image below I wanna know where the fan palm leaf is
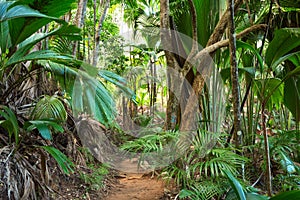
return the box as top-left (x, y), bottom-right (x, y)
top-left (30, 95), bottom-right (67, 122)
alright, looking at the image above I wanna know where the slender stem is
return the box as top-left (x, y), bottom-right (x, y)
top-left (261, 102), bottom-right (272, 196)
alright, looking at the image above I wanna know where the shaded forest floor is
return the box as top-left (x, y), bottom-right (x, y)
top-left (50, 159), bottom-right (177, 200)
top-left (104, 159), bottom-right (177, 200)
top-left (104, 173), bottom-right (165, 200)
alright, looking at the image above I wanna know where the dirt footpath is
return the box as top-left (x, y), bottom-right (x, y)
top-left (104, 173), bottom-right (165, 200)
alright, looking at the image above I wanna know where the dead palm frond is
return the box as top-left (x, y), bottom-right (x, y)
top-left (0, 145), bottom-right (42, 200)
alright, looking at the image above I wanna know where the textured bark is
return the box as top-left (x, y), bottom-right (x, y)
top-left (228, 0), bottom-right (242, 147)
top-left (74, 0), bottom-right (88, 28)
top-left (161, 0), bottom-right (265, 131)
top-left (92, 0), bottom-right (110, 66)
top-left (194, 24), bottom-right (267, 61)
top-left (73, 0), bottom-right (88, 56)
top-left (207, 0), bottom-right (243, 46)
top-left (160, 0), bottom-right (181, 130)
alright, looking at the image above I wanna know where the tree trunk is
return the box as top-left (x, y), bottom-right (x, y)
top-left (228, 0), bottom-right (242, 147)
top-left (73, 0), bottom-right (88, 56)
top-left (160, 0), bottom-right (181, 130)
top-left (92, 0), bottom-right (110, 66)
top-left (262, 103), bottom-right (272, 196)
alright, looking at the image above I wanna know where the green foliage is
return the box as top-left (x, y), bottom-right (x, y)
top-left (223, 170), bottom-right (246, 200)
top-left (30, 95), bottom-right (67, 122)
top-left (0, 105), bottom-right (19, 144)
top-left (170, 0), bottom-right (221, 47)
top-left (253, 78), bottom-right (284, 110)
top-left (0, 105), bottom-right (72, 176)
top-left (279, 0), bottom-right (300, 9)
top-left (191, 148), bottom-right (248, 178)
top-left (121, 129), bottom-right (178, 154)
top-left (179, 179), bottom-right (228, 200)
top-left (222, 170), bottom-right (299, 200)
top-left (270, 190), bottom-right (300, 200)
top-left (0, 0), bottom-right (76, 52)
top-left (223, 175), bottom-right (300, 200)
top-left (264, 28), bottom-right (300, 122)
top-left (284, 75), bottom-right (300, 122)
top-left (266, 28), bottom-right (300, 68)
top-left (5, 0), bottom-right (76, 46)
top-left (161, 131), bottom-right (247, 199)
top-left (79, 164), bottom-right (109, 191)
top-left (40, 145), bottom-right (74, 175)
top-left (24, 119), bottom-right (64, 140)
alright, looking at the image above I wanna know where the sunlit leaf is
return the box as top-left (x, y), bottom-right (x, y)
top-left (266, 28), bottom-right (300, 67)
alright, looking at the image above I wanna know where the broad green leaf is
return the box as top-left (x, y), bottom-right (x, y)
top-left (253, 78), bottom-right (284, 110)
top-left (39, 146), bottom-right (74, 174)
top-left (270, 190), bottom-right (300, 200)
top-left (223, 170), bottom-right (246, 200)
top-left (7, 0), bottom-right (76, 45)
top-left (236, 41), bottom-right (264, 73)
top-left (284, 66), bottom-right (300, 80)
top-left (0, 2), bottom-right (11, 51)
top-left (279, 151), bottom-right (297, 174)
top-left (246, 193), bottom-right (268, 200)
top-left (6, 50), bottom-right (74, 67)
top-left (179, 189), bottom-right (194, 198)
top-left (4, 24), bottom-right (80, 69)
top-left (284, 76), bottom-right (300, 122)
top-left (25, 119), bottom-right (64, 140)
top-left (271, 51), bottom-right (300, 72)
top-left (288, 53), bottom-right (300, 67)
top-left (34, 123), bottom-right (52, 140)
top-left (0, 5), bottom-right (59, 22)
top-left (266, 28), bottom-right (300, 67)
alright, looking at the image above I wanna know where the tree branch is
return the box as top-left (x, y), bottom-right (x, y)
top-left (207, 0), bottom-right (243, 46)
top-left (194, 24), bottom-right (267, 62)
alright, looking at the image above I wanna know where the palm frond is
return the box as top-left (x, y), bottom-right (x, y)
top-left (51, 37), bottom-right (73, 54)
top-left (180, 179), bottom-right (228, 200)
top-left (40, 60), bottom-right (134, 125)
top-left (30, 95), bottom-right (67, 122)
top-left (0, 105), bottom-right (19, 144)
top-left (7, 0), bottom-right (76, 45)
top-left (279, 0), bottom-right (300, 8)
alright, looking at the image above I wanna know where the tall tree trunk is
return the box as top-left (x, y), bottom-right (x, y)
top-left (92, 0), bottom-right (110, 66)
top-left (228, 0), bottom-right (242, 147)
top-left (73, 0), bottom-right (88, 56)
top-left (160, 0), bottom-right (181, 130)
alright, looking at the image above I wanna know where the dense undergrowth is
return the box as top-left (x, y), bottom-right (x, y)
top-left (1, 0), bottom-right (300, 199)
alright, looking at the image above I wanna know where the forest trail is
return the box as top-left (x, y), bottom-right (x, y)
top-left (105, 173), bottom-right (165, 200)
top-left (104, 160), bottom-right (166, 200)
